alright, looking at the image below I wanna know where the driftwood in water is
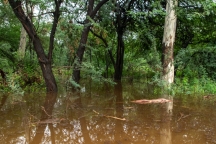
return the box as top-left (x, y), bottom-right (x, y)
top-left (93, 110), bottom-right (126, 121)
top-left (131, 98), bottom-right (172, 104)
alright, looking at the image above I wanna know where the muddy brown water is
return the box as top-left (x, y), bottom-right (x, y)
top-left (1, 81), bottom-right (216, 144)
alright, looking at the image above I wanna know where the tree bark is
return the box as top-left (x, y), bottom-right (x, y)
top-left (18, 26), bottom-right (27, 60)
top-left (8, 0), bottom-right (62, 92)
top-left (72, 0), bottom-right (109, 84)
top-left (113, 0), bottom-right (135, 81)
top-left (162, 0), bottom-right (178, 86)
top-left (73, 25), bottom-right (91, 83)
top-left (114, 32), bottom-right (124, 80)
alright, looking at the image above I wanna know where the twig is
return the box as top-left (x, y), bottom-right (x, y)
top-left (177, 113), bottom-right (190, 122)
top-left (105, 116), bottom-right (126, 121)
top-left (93, 110), bottom-right (100, 115)
top-left (93, 110), bottom-right (126, 121)
top-left (41, 106), bottom-right (52, 117)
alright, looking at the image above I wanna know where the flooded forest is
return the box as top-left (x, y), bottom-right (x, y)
top-left (2, 81), bottom-right (216, 143)
top-left (1, 0), bottom-right (216, 143)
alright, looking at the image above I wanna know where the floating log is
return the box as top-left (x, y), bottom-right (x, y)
top-left (131, 98), bottom-right (172, 104)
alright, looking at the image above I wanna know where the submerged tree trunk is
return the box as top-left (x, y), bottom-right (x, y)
top-left (162, 0), bottom-right (178, 86)
top-left (9, 0), bottom-right (62, 92)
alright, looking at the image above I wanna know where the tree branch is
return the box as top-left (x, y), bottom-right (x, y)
top-left (8, 0), bottom-right (37, 39)
top-left (48, 0), bottom-right (62, 60)
top-left (90, 28), bottom-right (115, 66)
top-left (90, 0), bottom-right (109, 18)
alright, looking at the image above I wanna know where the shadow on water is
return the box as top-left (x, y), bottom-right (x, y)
top-left (1, 81), bottom-right (216, 143)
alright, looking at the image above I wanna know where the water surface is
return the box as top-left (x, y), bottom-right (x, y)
top-left (0, 81), bottom-right (216, 144)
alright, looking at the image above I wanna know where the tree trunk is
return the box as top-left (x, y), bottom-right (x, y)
top-left (18, 26), bottom-right (27, 60)
top-left (72, 25), bottom-right (91, 83)
top-left (162, 0), bottom-right (178, 86)
top-left (114, 33), bottom-right (124, 80)
top-left (72, 0), bottom-right (109, 84)
top-left (9, 0), bottom-right (61, 92)
top-left (33, 36), bottom-right (58, 92)
top-left (113, 0), bottom-right (135, 81)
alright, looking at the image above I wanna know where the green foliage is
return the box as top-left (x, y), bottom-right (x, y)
top-left (2, 0), bottom-right (216, 96)
top-left (0, 43), bottom-right (16, 73)
top-left (67, 77), bottom-right (81, 89)
top-left (176, 45), bottom-right (216, 80)
top-left (174, 45), bottom-right (216, 94)
top-left (53, 44), bottom-right (71, 66)
top-left (81, 61), bottom-right (115, 85)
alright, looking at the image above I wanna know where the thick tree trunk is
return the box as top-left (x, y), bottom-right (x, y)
top-left (33, 36), bottom-right (58, 92)
top-left (162, 0), bottom-right (178, 86)
top-left (18, 26), bottom-right (27, 60)
top-left (9, 0), bottom-right (61, 92)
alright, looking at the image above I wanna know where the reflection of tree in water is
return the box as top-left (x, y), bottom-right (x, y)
top-left (52, 82), bottom-right (128, 143)
top-left (113, 81), bottom-right (125, 143)
top-left (0, 83), bottom-right (174, 144)
top-left (0, 94), bottom-right (8, 112)
top-left (5, 83), bottom-right (216, 143)
top-left (160, 95), bottom-right (173, 144)
top-left (0, 94), bottom-right (8, 110)
top-left (0, 94), bottom-right (31, 144)
top-left (30, 92), bottom-right (57, 144)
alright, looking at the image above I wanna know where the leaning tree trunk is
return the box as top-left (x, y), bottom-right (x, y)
top-left (162, 0), bottom-right (178, 86)
top-left (72, 0), bottom-right (109, 84)
top-left (9, 0), bottom-right (62, 92)
top-left (72, 25), bottom-right (91, 83)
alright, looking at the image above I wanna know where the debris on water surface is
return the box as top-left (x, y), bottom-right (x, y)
top-left (131, 98), bottom-right (172, 104)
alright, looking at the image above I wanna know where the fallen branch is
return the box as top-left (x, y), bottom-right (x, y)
top-left (131, 98), bottom-right (172, 104)
top-left (41, 106), bottom-right (52, 117)
top-left (177, 113), bottom-right (190, 122)
top-left (93, 110), bottom-right (126, 121)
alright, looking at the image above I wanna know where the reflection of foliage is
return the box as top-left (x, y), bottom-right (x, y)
top-left (2, 82), bottom-right (216, 143)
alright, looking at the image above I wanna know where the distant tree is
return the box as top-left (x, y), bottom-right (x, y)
top-left (8, 0), bottom-right (63, 92)
top-left (18, 26), bottom-right (27, 60)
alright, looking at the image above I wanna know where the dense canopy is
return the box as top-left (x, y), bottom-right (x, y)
top-left (0, 0), bottom-right (216, 94)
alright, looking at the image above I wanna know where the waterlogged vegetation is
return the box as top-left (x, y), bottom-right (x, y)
top-left (1, 0), bottom-right (216, 143)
